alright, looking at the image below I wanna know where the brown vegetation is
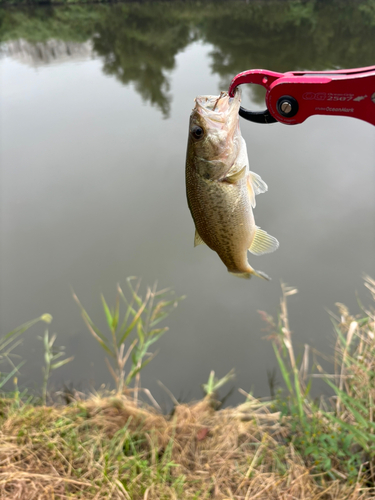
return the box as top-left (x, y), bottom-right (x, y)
top-left (0, 392), bottom-right (373, 499)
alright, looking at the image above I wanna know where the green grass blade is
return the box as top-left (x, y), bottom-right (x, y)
top-left (118, 301), bottom-right (147, 345)
top-left (324, 412), bottom-right (370, 450)
top-left (73, 293), bottom-right (112, 356)
top-left (125, 357), bottom-right (153, 385)
top-left (304, 378), bottom-right (312, 397)
top-left (325, 379), bottom-right (375, 431)
top-left (0, 361), bottom-right (26, 389)
top-left (136, 321), bottom-right (145, 345)
top-left (126, 277), bottom-right (144, 307)
top-left (203, 371), bottom-right (216, 396)
top-left (43, 330), bottom-right (49, 352)
top-left (2, 316), bottom-right (50, 343)
top-left (331, 321), bottom-right (348, 349)
top-left (150, 312), bottom-right (169, 328)
top-left (273, 343), bottom-right (293, 394)
top-left (0, 315), bottom-right (52, 354)
top-left (113, 293), bottom-right (120, 332)
top-left (293, 370), bottom-right (304, 419)
top-left (117, 284), bottom-right (135, 328)
top-left (51, 357), bottom-right (74, 370)
top-left (101, 294), bottom-right (113, 331)
top-left (51, 352), bottom-right (64, 362)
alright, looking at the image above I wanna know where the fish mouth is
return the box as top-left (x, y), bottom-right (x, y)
top-left (194, 89), bottom-right (241, 123)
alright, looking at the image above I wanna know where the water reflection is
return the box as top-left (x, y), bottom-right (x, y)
top-left (2, 1), bottom-right (375, 112)
top-left (91, 5), bottom-right (194, 117)
top-left (201, 1), bottom-right (375, 101)
top-left (1, 39), bottom-right (94, 66)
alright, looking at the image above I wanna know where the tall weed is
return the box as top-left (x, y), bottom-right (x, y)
top-left (261, 277), bottom-right (375, 485)
top-left (74, 277), bottom-right (183, 399)
top-left (40, 329), bottom-right (74, 405)
top-left (0, 313), bottom-right (52, 390)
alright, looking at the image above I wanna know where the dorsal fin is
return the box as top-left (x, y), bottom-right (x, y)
top-left (249, 227), bottom-right (279, 255)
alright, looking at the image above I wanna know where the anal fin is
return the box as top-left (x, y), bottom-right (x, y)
top-left (194, 229), bottom-right (205, 247)
top-left (249, 227), bottom-right (279, 256)
top-left (229, 269), bottom-right (271, 281)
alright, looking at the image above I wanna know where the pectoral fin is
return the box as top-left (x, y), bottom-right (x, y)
top-left (247, 172), bottom-right (268, 208)
top-left (224, 165), bottom-right (247, 184)
top-left (194, 229), bottom-right (205, 247)
top-left (249, 227), bottom-right (279, 255)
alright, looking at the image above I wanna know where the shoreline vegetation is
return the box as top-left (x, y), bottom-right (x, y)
top-left (0, 0), bottom-right (349, 5)
top-left (1, 277), bottom-right (375, 499)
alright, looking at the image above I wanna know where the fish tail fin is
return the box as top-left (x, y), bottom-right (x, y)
top-left (229, 269), bottom-right (271, 281)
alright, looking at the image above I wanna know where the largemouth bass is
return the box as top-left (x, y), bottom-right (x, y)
top-left (185, 90), bottom-right (279, 280)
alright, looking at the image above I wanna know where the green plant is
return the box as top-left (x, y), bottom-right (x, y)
top-left (0, 314), bottom-right (52, 390)
top-left (74, 277), bottom-right (183, 398)
top-left (202, 369), bottom-right (235, 402)
top-left (262, 278), bottom-right (375, 485)
top-left (40, 330), bottom-right (74, 405)
top-left (261, 284), bottom-right (310, 421)
top-left (321, 276), bottom-right (375, 483)
top-left (118, 426), bottom-right (184, 495)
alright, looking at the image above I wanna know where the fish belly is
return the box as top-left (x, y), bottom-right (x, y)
top-left (187, 171), bottom-right (254, 273)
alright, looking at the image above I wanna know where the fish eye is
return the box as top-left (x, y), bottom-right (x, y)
top-left (191, 125), bottom-right (204, 140)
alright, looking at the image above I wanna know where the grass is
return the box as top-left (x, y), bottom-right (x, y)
top-left (264, 278), bottom-right (375, 487)
top-left (0, 313), bottom-right (52, 391)
top-left (74, 278), bottom-right (184, 403)
top-left (40, 329), bottom-right (74, 406)
top-left (0, 277), bottom-right (374, 499)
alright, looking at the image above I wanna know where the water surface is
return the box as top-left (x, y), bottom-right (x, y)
top-left (1, 1), bottom-right (375, 406)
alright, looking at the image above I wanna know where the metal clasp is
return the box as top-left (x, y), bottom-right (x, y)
top-left (229, 69), bottom-right (282, 124)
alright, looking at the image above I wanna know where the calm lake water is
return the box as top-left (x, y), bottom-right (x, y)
top-left (1, 1), bottom-right (375, 407)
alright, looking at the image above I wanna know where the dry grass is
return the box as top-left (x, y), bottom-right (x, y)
top-left (0, 392), bottom-right (373, 499)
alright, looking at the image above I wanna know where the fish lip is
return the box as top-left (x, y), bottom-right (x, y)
top-left (189, 89), bottom-right (242, 181)
top-left (194, 89), bottom-right (241, 121)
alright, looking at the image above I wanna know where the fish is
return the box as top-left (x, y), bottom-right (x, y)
top-left (185, 89), bottom-right (279, 280)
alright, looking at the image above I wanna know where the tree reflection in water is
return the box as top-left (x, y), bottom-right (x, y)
top-left (1, 1), bottom-right (375, 115)
top-left (91, 5), bottom-right (194, 117)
